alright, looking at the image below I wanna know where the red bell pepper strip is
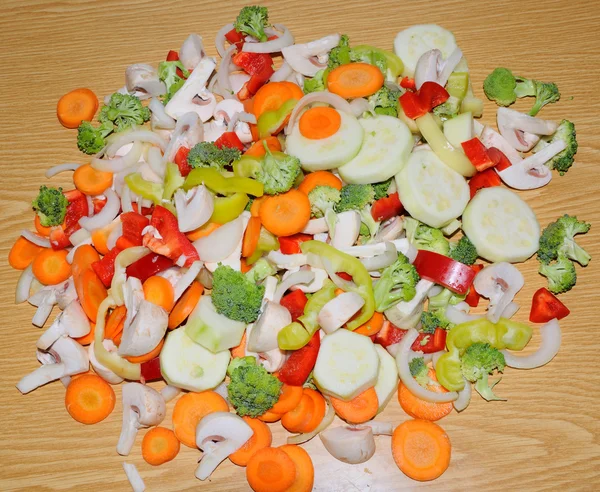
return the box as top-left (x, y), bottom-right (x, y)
top-left (117, 212), bottom-right (150, 250)
top-left (174, 146), bottom-right (192, 177)
top-left (279, 290), bottom-right (309, 322)
top-left (277, 332), bottom-right (320, 386)
top-left (92, 197), bottom-right (107, 215)
top-left (418, 81), bottom-right (450, 110)
top-left (214, 132), bottom-right (245, 152)
top-left (529, 287), bottom-right (570, 323)
top-left (278, 233), bottom-right (314, 255)
top-left (373, 320), bottom-right (406, 347)
top-left (461, 137), bottom-right (496, 172)
top-left (224, 28), bottom-right (245, 51)
top-left (91, 247), bottom-right (122, 288)
top-left (336, 272), bottom-right (353, 281)
top-left (371, 192), bottom-right (403, 222)
top-left (400, 76), bottom-right (416, 91)
top-left (464, 264), bottom-right (484, 308)
top-left (131, 202), bottom-right (155, 216)
top-left (50, 190), bottom-right (90, 250)
top-left (140, 357), bottom-right (163, 382)
top-left (399, 91), bottom-right (428, 119)
top-left (126, 253), bottom-right (174, 283)
top-left (233, 52), bottom-right (275, 100)
top-left (413, 328), bottom-right (447, 354)
top-left (412, 250), bottom-right (476, 295)
top-left (49, 226), bottom-right (71, 251)
top-left (468, 168), bottom-right (502, 199)
top-left (487, 147), bottom-right (512, 171)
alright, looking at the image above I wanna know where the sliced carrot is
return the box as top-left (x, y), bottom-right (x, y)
top-left (172, 391), bottom-right (229, 448)
top-left (246, 447), bottom-right (297, 492)
top-left (242, 216), bottom-right (262, 258)
top-left (71, 244), bottom-right (101, 279)
top-left (252, 81), bottom-right (304, 119)
top-left (250, 196), bottom-right (267, 217)
top-left (244, 137), bottom-right (282, 157)
top-left (270, 384), bottom-right (303, 415)
top-left (168, 280), bottom-right (203, 330)
top-left (280, 393), bottom-right (315, 434)
top-left (240, 257), bottom-right (252, 274)
top-left (75, 268), bottom-right (107, 323)
top-left (105, 305), bottom-right (127, 343)
top-left (258, 409), bottom-right (282, 423)
top-left (259, 190), bottom-right (311, 237)
top-left (142, 427), bottom-right (180, 466)
top-left (8, 236), bottom-right (44, 270)
top-left (330, 387), bottom-right (379, 424)
top-left (231, 330), bottom-right (247, 359)
top-left (143, 276), bottom-right (175, 312)
top-left (57, 88), bottom-right (99, 129)
top-left (299, 106), bottom-right (342, 140)
top-left (124, 339), bottom-right (164, 364)
top-left (73, 164), bottom-right (113, 196)
top-left (279, 444), bottom-right (314, 492)
top-left (301, 388), bottom-right (327, 433)
top-left (31, 248), bottom-right (71, 285)
top-left (391, 419), bottom-right (451, 481)
top-left (34, 215), bottom-right (55, 237)
top-left (74, 322), bottom-right (95, 346)
top-left (90, 224), bottom-right (117, 256)
top-left (186, 222), bottom-right (221, 242)
top-left (250, 123), bottom-right (259, 141)
top-left (297, 170), bottom-right (343, 195)
top-left (230, 417), bottom-right (273, 467)
top-left (327, 63), bottom-right (384, 99)
top-left (354, 312), bottom-right (385, 336)
top-left (398, 369), bottom-right (453, 422)
top-left (64, 373), bottom-right (116, 424)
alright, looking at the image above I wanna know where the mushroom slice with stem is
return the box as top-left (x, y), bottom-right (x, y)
top-left (320, 421), bottom-right (393, 464)
top-left (125, 64), bottom-right (166, 98)
top-left (36, 301), bottom-right (90, 350)
top-left (282, 34), bottom-right (341, 76)
top-left (496, 107), bottom-right (558, 152)
top-left (473, 262), bottom-right (524, 324)
top-left (175, 185), bottom-right (214, 233)
top-left (248, 301), bottom-right (292, 353)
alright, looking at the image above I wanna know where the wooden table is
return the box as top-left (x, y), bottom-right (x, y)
top-left (1, 0), bottom-right (599, 490)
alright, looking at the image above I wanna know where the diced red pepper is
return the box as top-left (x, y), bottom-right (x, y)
top-left (279, 233), bottom-right (314, 255)
top-left (413, 250), bottom-right (476, 295)
top-left (130, 202), bottom-right (155, 216)
top-left (371, 192), bottom-right (403, 222)
top-left (278, 332), bottom-right (320, 386)
top-left (174, 146), bottom-right (192, 177)
top-left (464, 264), bottom-right (484, 308)
top-left (140, 357), bottom-right (163, 382)
top-left (468, 168), bottom-right (502, 199)
top-left (529, 287), bottom-right (570, 323)
top-left (126, 253), bottom-right (174, 283)
top-left (418, 82), bottom-right (450, 111)
top-left (214, 132), bottom-right (246, 152)
top-left (279, 290), bottom-right (309, 322)
top-left (91, 247), bottom-right (122, 288)
top-left (233, 52), bottom-right (275, 100)
top-left (224, 28), bottom-right (245, 52)
top-left (399, 91), bottom-right (428, 119)
top-left (49, 189), bottom-right (90, 250)
top-left (412, 328), bottom-right (447, 353)
top-left (461, 137), bottom-right (496, 172)
top-left (487, 147), bottom-right (512, 171)
top-left (49, 226), bottom-right (71, 250)
top-left (400, 76), bottom-right (416, 91)
top-left (373, 320), bottom-right (406, 347)
top-left (166, 50), bottom-right (184, 78)
top-left (117, 212), bottom-right (149, 250)
top-left (92, 197), bottom-right (107, 215)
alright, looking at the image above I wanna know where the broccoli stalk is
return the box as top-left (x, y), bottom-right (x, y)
top-left (234, 6), bottom-right (270, 42)
top-left (373, 253), bottom-right (420, 312)
top-left (449, 236), bottom-right (478, 265)
top-left (460, 342), bottom-right (506, 401)
top-left (409, 357), bottom-right (432, 388)
top-left (368, 86), bottom-right (400, 117)
top-left (514, 76), bottom-right (560, 116)
top-left (404, 217), bottom-right (450, 256)
top-left (335, 184), bottom-right (380, 239)
top-left (187, 142), bottom-right (242, 171)
top-left (32, 186), bottom-right (69, 227)
top-left (533, 120), bottom-right (578, 175)
top-left (211, 265), bottom-right (265, 323)
top-left (539, 254), bottom-right (577, 294)
top-left (537, 214), bottom-right (591, 266)
top-left (227, 357), bottom-right (282, 417)
top-left (77, 120), bottom-right (114, 155)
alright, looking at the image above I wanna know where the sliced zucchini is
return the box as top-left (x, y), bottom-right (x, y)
top-left (374, 344), bottom-right (398, 413)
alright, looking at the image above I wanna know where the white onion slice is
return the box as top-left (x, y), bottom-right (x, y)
top-left (21, 230), bottom-right (50, 248)
top-left (453, 377), bottom-right (471, 412)
top-left (271, 61), bottom-right (294, 82)
top-left (438, 48), bottom-right (463, 87)
top-left (396, 328), bottom-right (458, 403)
top-left (273, 270), bottom-right (316, 304)
top-left (286, 91), bottom-right (353, 135)
top-left (16, 265), bottom-right (34, 304)
top-left (218, 45), bottom-right (237, 100)
top-left (32, 301), bottom-right (54, 328)
top-left (69, 227), bottom-right (91, 246)
top-left (66, 239), bottom-right (92, 264)
top-left (105, 130), bottom-right (167, 156)
top-left (121, 184), bottom-right (134, 213)
top-left (349, 98), bottom-right (370, 117)
top-left (360, 242), bottom-right (397, 271)
top-left (445, 305), bottom-right (483, 325)
top-left (160, 384), bottom-right (181, 403)
top-left (79, 188), bottom-right (120, 231)
top-left (86, 195), bottom-right (94, 217)
top-left (146, 146), bottom-right (164, 179)
top-left (45, 163), bottom-right (80, 178)
top-left (193, 216), bottom-right (244, 262)
top-left (242, 24), bottom-right (294, 53)
top-left (287, 399), bottom-right (335, 444)
top-left (92, 141), bottom-right (143, 173)
top-left (215, 23), bottom-right (235, 58)
top-left (213, 381), bottom-right (229, 402)
top-left (501, 318), bottom-right (561, 369)
top-left (173, 261), bottom-right (203, 302)
top-left (122, 462), bottom-right (145, 492)
top-left (106, 221), bottom-right (123, 251)
top-left (149, 98), bottom-right (176, 130)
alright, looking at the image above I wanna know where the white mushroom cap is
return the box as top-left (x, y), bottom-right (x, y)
top-left (125, 64), bottom-right (166, 98)
top-left (496, 107), bottom-right (558, 152)
top-left (474, 262), bottom-right (524, 323)
top-left (282, 34), bottom-right (341, 77)
top-left (179, 33), bottom-right (205, 71)
top-left (248, 301), bottom-right (292, 353)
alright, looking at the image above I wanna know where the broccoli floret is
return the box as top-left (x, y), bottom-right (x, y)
top-left (372, 178), bottom-right (393, 200)
top-left (227, 357), bottom-right (282, 417)
top-left (539, 253), bottom-right (577, 294)
top-left (98, 93), bottom-right (150, 133)
top-left (420, 311), bottom-right (443, 334)
top-left (234, 6), bottom-right (269, 42)
top-left (76, 120), bottom-right (114, 155)
top-left (158, 61), bottom-right (190, 104)
top-left (461, 342), bottom-right (505, 401)
top-left (404, 217), bottom-right (450, 256)
top-left (374, 253), bottom-right (420, 312)
top-left (534, 120), bottom-right (578, 175)
top-left (368, 86), bottom-right (400, 117)
top-left (433, 95), bottom-right (461, 122)
top-left (336, 184), bottom-right (379, 238)
top-left (449, 236), bottom-right (478, 265)
top-left (308, 185), bottom-right (341, 218)
top-left (32, 186), bottom-right (69, 227)
top-left (212, 265), bottom-right (265, 323)
top-left (409, 357), bottom-right (431, 387)
top-left (328, 34), bottom-right (352, 70)
top-left (514, 77), bottom-right (560, 116)
top-left (351, 48), bottom-right (387, 74)
top-left (245, 258), bottom-right (277, 284)
top-left (304, 69), bottom-right (327, 94)
top-left (538, 214), bottom-right (591, 266)
top-left (187, 142), bottom-right (242, 171)
top-left (427, 288), bottom-right (464, 329)
top-left (257, 148), bottom-right (302, 195)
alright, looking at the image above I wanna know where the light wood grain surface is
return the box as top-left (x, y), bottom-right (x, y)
top-left (1, 0), bottom-right (599, 490)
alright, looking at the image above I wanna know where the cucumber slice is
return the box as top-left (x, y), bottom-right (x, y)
top-left (185, 296), bottom-right (246, 353)
top-left (337, 115), bottom-right (412, 184)
top-left (462, 187), bottom-right (540, 263)
top-left (314, 330), bottom-right (379, 401)
top-left (393, 24), bottom-right (458, 77)
top-left (443, 112), bottom-right (473, 149)
top-left (374, 344), bottom-right (398, 413)
top-left (160, 327), bottom-right (230, 392)
top-left (395, 149), bottom-right (470, 228)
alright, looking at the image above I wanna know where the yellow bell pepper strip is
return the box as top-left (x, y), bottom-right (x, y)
top-left (495, 318), bottom-right (533, 351)
top-left (233, 155), bottom-right (263, 179)
top-left (257, 98), bottom-right (298, 138)
top-left (210, 192), bottom-right (249, 224)
top-left (163, 161), bottom-right (184, 200)
top-left (246, 226), bottom-right (279, 265)
top-left (277, 280), bottom-right (336, 350)
top-left (125, 173), bottom-right (164, 204)
top-left (183, 167), bottom-right (264, 197)
top-left (300, 240), bottom-right (375, 331)
top-left (352, 45), bottom-right (404, 79)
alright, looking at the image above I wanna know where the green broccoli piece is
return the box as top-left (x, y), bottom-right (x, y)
top-left (304, 69), bottom-right (327, 94)
top-left (308, 185), bottom-right (341, 218)
top-left (245, 258), bottom-right (277, 284)
top-left (404, 217), bottom-right (450, 256)
top-left (234, 6), bottom-right (270, 42)
top-left (32, 186), bottom-right (69, 227)
top-left (433, 95), bottom-right (461, 122)
top-left (76, 120), bottom-right (114, 155)
top-left (420, 311), bottom-right (443, 334)
top-left (372, 178), bottom-right (393, 200)
top-left (227, 357), bottom-right (282, 417)
top-left (449, 236), bottom-right (478, 265)
top-left (336, 184), bottom-right (379, 238)
top-left (158, 61), bottom-right (190, 104)
top-left (98, 93), bottom-right (150, 133)
top-left (539, 253), bottom-right (577, 294)
top-left (374, 253), bottom-right (420, 312)
top-left (513, 77), bottom-right (560, 116)
top-left (368, 86), bottom-right (400, 117)
top-left (427, 288), bottom-right (465, 329)
top-left (212, 265), bottom-right (265, 323)
top-left (537, 214), bottom-right (591, 266)
top-left (409, 357), bottom-right (431, 387)
top-left (187, 142), bottom-right (242, 171)
top-left (328, 34), bottom-right (352, 70)
top-left (534, 120), bottom-right (578, 175)
top-left (461, 342), bottom-right (505, 401)
top-left (257, 148), bottom-right (302, 195)
top-left (351, 48), bottom-right (387, 74)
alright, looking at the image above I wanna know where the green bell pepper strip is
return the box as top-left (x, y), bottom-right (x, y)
top-left (233, 156), bottom-right (263, 179)
top-left (125, 173), bottom-right (164, 204)
top-left (353, 45), bottom-right (404, 79)
top-left (300, 240), bottom-right (375, 331)
top-left (162, 161), bottom-right (184, 200)
top-left (495, 318), bottom-right (533, 351)
top-left (257, 98), bottom-right (298, 138)
top-left (210, 193), bottom-right (249, 224)
top-left (446, 72), bottom-right (469, 101)
top-left (183, 167), bottom-right (264, 197)
top-left (277, 280), bottom-right (336, 350)
top-left (246, 227), bottom-right (279, 265)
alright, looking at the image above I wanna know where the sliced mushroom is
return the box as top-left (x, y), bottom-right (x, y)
top-left (212, 99), bottom-right (254, 144)
top-left (125, 64), bottom-right (166, 98)
top-left (474, 262), bottom-right (524, 323)
top-left (320, 423), bottom-right (392, 464)
top-left (281, 266), bottom-right (328, 294)
top-left (282, 34), bottom-right (341, 76)
top-left (203, 119), bottom-right (228, 142)
top-left (195, 412), bottom-right (254, 480)
top-left (179, 33), bottom-right (205, 71)
top-left (414, 49), bottom-right (442, 90)
top-left (163, 111), bottom-right (204, 163)
top-left (302, 218), bottom-right (329, 234)
top-left (89, 340), bottom-right (124, 385)
top-left (318, 292), bottom-right (365, 335)
top-left (175, 185), bottom-right (214, 233)
top-left (213, 99), bottom-right (244, 123)
top-left (330, 211), bottom-right (361, 250)
top-left (36, 301), bottom-right (90, 350)
top-left (247, 301), bottom-right (292, 353)
top-left (118, 300), bottom-right (168, 357)
top-left (117, 383), bottom-right (166, 456)
top-left (260, 347), bottom-right (287, 372)
top-left (374, 217), bottom-right (404, 242)
top-left (496, 107), bottom-right (558, 152)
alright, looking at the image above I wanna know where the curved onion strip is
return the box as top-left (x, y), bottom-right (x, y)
top-left (217, 45), bottom-right (237, 100)
top-left (111, 247), bottom-right (149, 306)
top-left (360, 242), bottom-right (397, 271)
top-left (21, 230), bottom-right (50, 248)
top-left (501, 318), bottom-right (561, 369)
top-left (45, 163), bottom-right (80, 178)
top-left (445, 305), bottom-right (483, 325)
top-left (349, 98), bottom-right (370, 117)
top-left (107, 221), bottom-right (123, 251)
top-left (121, 185), bottom-right (134, 213)
top-left (213, 381), bottom-right (228, 402)
top-left (396, 329), bottom-right (459, 403)
top-left (105, 130), bottom-right (167, 156)
top-left (15, 264), bottom-right (34, 304)
top-left (271, 61), bottom-right (294, 82)
top-left (242, 24), bottom-right (293, 53)
top-left (193, 216), bottom-right (244, 262)
top-left (66, 239), bottom-right (92, 264)
top-left (273, 270), bottom-right (316, 304)
top-left (215, 23), bottom-right (234, 58)
top-left (160, 385), bottom-right (182, 403)
top-left (79, 188), bottom-right (120, 231)
top-left (287, 399), bottom-right (335, 444)
top-left (408, 350), bottom-right (433, 364)
top-left (438, 48), bottom-right (463, 87)
top-left (92, 141), bottom-right (143, 173)
top-left (146, 147), bottom-right (164, 179)
top-left (173, 261), bottom-right (203, 302)
top-left (286, 91), bottom-right (353, 134)
top-left (149, 98), bottom-right (176, 130)
top-left (237, 111), bottom-right (257, 124)
top-left (69, 227), bottom-right (91, 246)
top-left (453, 377), bottom-right (471, 412)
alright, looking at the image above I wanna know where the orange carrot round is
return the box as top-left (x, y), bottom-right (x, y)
top-left (142, 427), bottom-right (180, 466)
top-left (259, 190), bottom-right (311, 237)
top-left (297, 171), bottom-right (343, 195)
top-left (258, 409), bottom-right (282, 423)
top-left (398, 370), bottom-right (453, 422)
top-left (143, 276), bottom-right (175, 312)
top-left (172, 391), bottom-right (229, 448)
top-left (230, 417), bottom-right (273, 467)
top-left (330, 387), bottom-right (379, 424)
top-left (354, 312), bottom-right (385, 336)
top-left (279, 444), bottom-right (314, 492)
top-left (327, 63), bottom-right (384, 99)
top-left (124, 339), bottom-right (164, 364)
top-left (280, 393), bottom-right (315, 434)
top-left (270, 384), bottom-right (303, 415)
top-left (244, 137), bottom-right (282, 157)
top-left (299, 106), bottom-right (342, 140)
top-left (186, 222), bottom-right (221, 242)
top-left (252, 81), bottom-right (304, 119)
top-left (242, 216), bottom-right (262, 258)
top-left (391, 419), bottom-right (451, 481)
top-left (246, 447), bottom-right (297, 492)
top-left (8, 236), bottom-right (45, 270)
top-left (301, 388), bottom-right (327, 433)
top-left (105, 305), bottom-right (127, 343)
top-left (34, 215), bottom-right (55, 237)
top-left (73, 164), bottom-right (113, 196)
top-left (168, 281), bottom-right (203, 330)
top-left (71, 244), bottom-right (101, 278)
top-left (31, 248), bottom-right (72, 285)
top-left (75, 268), bottom-right (107, 323)
top-left (64, 373), bottom-right (116, 424)
top-left (57, 88), bottom-right (99, 129)
top-left (250, 197), bottom-right (267, 217)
